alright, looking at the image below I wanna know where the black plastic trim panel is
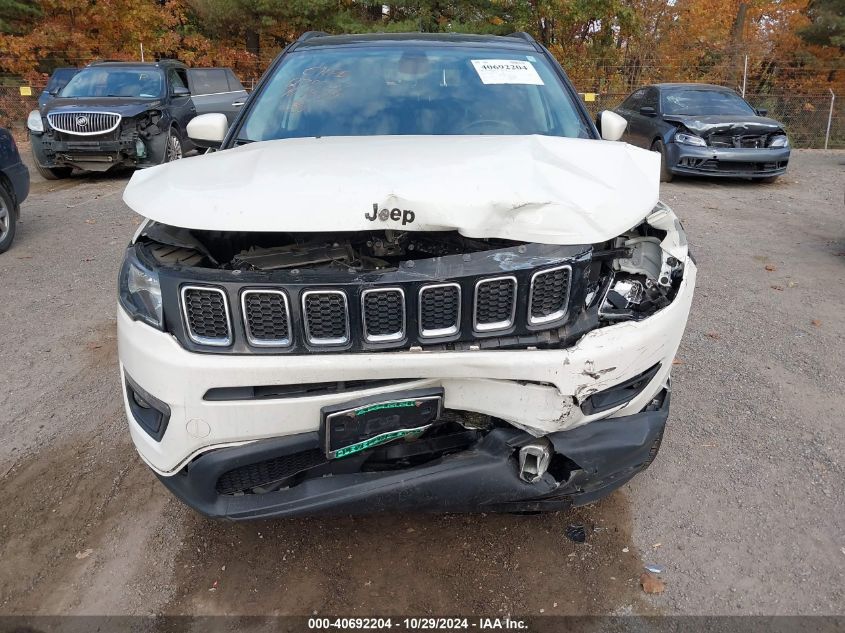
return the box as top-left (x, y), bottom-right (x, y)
top-left (142, 242), bottom-right (592, 355)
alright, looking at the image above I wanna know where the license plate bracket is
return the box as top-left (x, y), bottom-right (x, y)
top-left (320, 388), bottom-right (444, 459)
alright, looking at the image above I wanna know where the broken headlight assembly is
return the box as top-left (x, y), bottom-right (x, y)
top-left (588, 203), bottom-right (686, 323)
top-left (119, 249), bottom-right (163, 329)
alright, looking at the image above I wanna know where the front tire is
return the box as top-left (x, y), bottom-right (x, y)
top-left (162, 127), bottom-right (184, 163)
top-left (652, 139), bottom-right (674, 183)
top-left (0, 185), bottom-right (17, 254)
top-left (32, 156), bottom-right (72, 180)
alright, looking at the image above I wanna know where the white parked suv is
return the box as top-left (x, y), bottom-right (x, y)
top-left (117, 32), bottom-right (696, 519)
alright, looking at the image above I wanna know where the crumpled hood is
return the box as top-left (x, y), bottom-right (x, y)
top-left (123, 135), bottom-right (660, 244)
top-left (663, 114), bottom-right (784, 137)
top-left (45, 97), bottom-right (161, 118)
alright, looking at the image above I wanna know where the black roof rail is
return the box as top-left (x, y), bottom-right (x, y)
top-left (297, 31), bottom-right (329, 42)
top-left (507, 32), bottom-right (538, 43)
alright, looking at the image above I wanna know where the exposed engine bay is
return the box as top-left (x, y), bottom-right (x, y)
top-left (144, 223), bottom-right (523, 271)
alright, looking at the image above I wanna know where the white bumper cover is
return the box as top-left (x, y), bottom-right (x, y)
top-left (118, 261), bottom-right (696, 475)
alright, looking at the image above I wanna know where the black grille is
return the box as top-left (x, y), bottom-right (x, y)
top-left (529, 266), bottom-right (571, 323)
top-left (216, 449), bottom-right (327, 495)
top-left (474, 277), bottom-right (516, 330)
top-left (362, 289), bottom-right (405, 341)
top-left (419, 284), bottom-right (460, 336)
top-left (303, 291), bottom-right (349, 344)
top-left (182, 287), bottom-right (230, 344)
top-left (708, 133), bottom-right (768, 148)
top-left (243, 291), bottom-right (290, 345)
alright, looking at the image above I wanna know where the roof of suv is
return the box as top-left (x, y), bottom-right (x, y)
top-left (294, 32), bottom-right (539, 50)
top-left (88, 59), bottom-right (187, 69)
top-left (652, 83), bottom-right (733, 91)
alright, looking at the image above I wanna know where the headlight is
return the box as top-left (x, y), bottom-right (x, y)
top-left (674, 132), bottom-right (707, 147)
top-left (769, 135), bottom-right (789, 148)
top-left (119, 249), bottom-right (163, 329)
top-left (27, 110), bottom-right (44, 133)
top-left (593, 203), bottom-right (688, 322)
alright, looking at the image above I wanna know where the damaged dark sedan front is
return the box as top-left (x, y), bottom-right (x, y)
top-left (615, 83), bottom-right (790, 182)
top-left (27, 60), bottom-right (195, 179)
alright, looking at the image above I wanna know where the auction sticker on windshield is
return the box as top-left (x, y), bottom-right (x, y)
top-left (471, 59), bottom-right (544, 85)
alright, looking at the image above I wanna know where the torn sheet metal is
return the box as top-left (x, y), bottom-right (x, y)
top-left (662, 114), bottom-right (784, 136)
top-left (123, 134), bottom-right (659, 245)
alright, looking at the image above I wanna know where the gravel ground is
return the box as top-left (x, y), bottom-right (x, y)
top-left (0, 146), bottom-right (842, 617)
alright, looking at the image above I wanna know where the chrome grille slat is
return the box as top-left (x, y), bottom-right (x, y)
top-left (474, 276), bottom-right (517, 332)
top-left (242, 290), bottom-right (291, 347)
top-left (181, 286), bottom-right (232, 346)
top-left (361, 288), bottom-right (405, 343)
top-left (47, 111), bottom-right (122, 136)
top-left (302, 290), bottom-right (350, 345)
top-left (418, 283), bottom-right (461, 338)
top-left (528, 265), bottom-right (571, 325)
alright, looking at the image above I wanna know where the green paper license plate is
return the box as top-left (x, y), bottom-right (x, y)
top-left (320, 389), bottom-right (444, 459)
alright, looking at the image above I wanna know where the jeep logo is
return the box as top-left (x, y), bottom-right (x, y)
top-left (365, 204), bottom-right (416, 226)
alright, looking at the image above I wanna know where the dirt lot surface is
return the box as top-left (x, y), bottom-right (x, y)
top-left (0, 145), bottom-right (843, 618)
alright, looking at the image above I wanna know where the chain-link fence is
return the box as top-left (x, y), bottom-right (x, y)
top-left (2, 81), bottom-right (842, 149)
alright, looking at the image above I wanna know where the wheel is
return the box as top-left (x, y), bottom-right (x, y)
top-left (758, 175), bottom-right (779, 183)
top-left (651, 139), bottom-right (674, 183)
top-left (32, 155), bottom-right (71, 180)
top-left (0, 185), bottom-right (17, 254)
top-left (162, 127), bottom-right (184, 163)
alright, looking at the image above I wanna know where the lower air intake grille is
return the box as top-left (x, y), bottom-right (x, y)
top-left (216, 449), bottom-right (327, 494)
top-left (419, 283), bottom-right (461, 337)
top-left (529, 265), bottom-right (571, 324)
top-left (181, 286), bottom-right (231, 345)
top-left (474, 276), bottom-right (516, 331)
top-left (303, 291), bottom-right (349, 345)
top-left (243, 290), bottom-right (291, 346)
top-left (362, 288), bottom-right (405, 342)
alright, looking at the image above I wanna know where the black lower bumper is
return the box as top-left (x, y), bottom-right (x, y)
top-left (665, 143), bottom-right (790, 178)
top-left (157, 391), bottom-right (670, 520)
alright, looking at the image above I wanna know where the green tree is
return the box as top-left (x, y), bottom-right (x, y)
top-left (800, 0), bottom-right (845, 48)
top-left (0, 0), bottom-right (40, 33)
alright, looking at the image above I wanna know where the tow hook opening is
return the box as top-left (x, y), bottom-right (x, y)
top-left (518, 439), bottom-right (553, 483)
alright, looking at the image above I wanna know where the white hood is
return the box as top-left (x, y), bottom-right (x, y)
top-left (123, 135), bottom-right (660, 244)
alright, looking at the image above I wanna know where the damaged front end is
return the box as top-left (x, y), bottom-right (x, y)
top-left (30, 108), bottom-right (170, 172)
top-left (118, 198), bottom-right (694, 518)
top-left (664, 115), bottom-right (790, 178)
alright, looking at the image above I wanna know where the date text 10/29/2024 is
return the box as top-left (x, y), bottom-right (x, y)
top-left (308, 617), bottom-right (529, 630)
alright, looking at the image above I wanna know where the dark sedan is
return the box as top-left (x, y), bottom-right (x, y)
top-left (0, 128), bottom-right (30, 253)
top-left (614, 83), bottom-right (790, 182)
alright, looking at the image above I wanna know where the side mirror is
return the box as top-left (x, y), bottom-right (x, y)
top-left (172, 85), bottom-right (191, 98)
top-left (639, 106), bottom-right (657, 117)
top-left (187, 113), bottom-right (228, 148)
top-left (596, 110), bottom-right (628, 141)
top-left (756, 108), bottom-right (768, 116)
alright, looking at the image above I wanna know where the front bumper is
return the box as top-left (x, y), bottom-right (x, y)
top-left (158, 391), bottom-right (669, 520)
top-left (665, 143), bottom-right (790, 178)
top-left (118, 260), bottom-right (696, 477)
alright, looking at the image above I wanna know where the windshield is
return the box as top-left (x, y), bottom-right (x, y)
top-left (60, 67), bottom-right (164, 99)
top-left (238, 46), bottom-right (592, 141)
top-left (662, 89), bottom-right (756, 116)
